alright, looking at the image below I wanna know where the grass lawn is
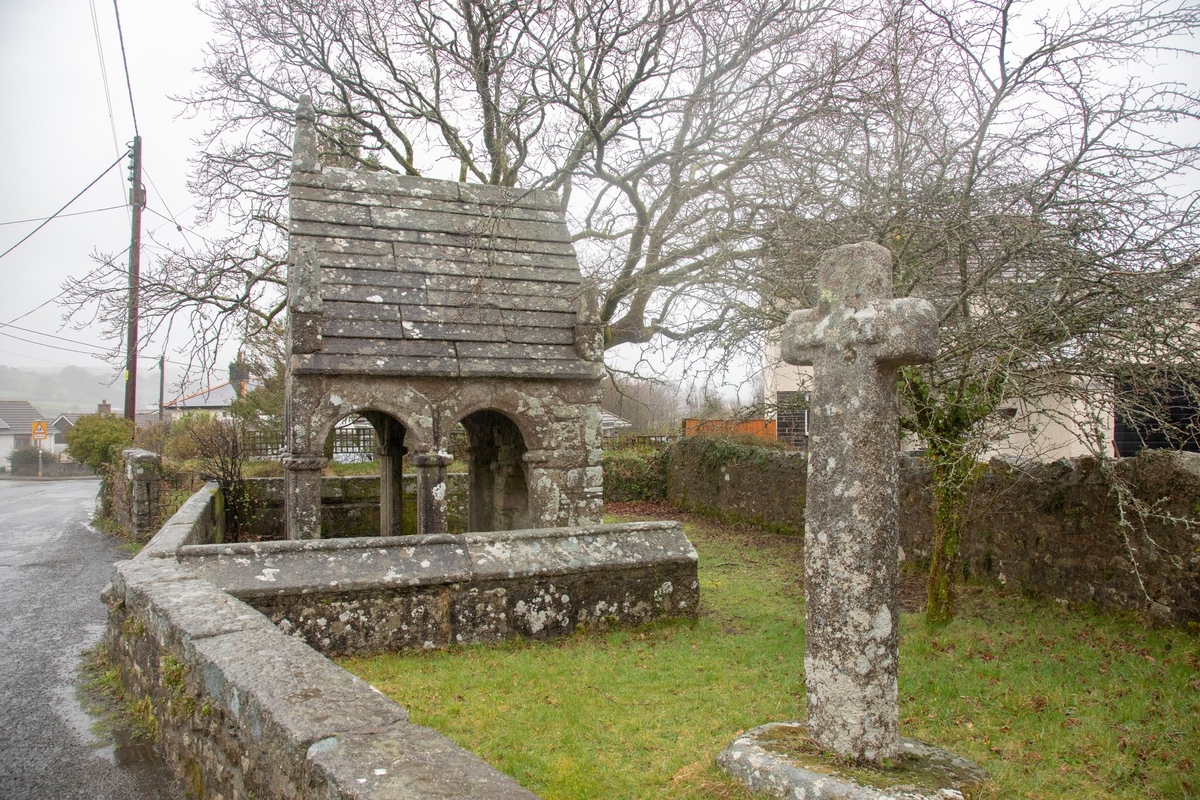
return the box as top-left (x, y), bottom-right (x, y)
top-left (341, 503), bottom-right (1200, 800)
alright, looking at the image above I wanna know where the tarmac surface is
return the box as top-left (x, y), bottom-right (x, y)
top-left (0, 477), bottom-right (182, 799)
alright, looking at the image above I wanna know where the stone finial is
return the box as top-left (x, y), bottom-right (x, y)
top-left (289, 243), bottom-right (323, 314)
top-left (292, 94), bottom-right (320, 173)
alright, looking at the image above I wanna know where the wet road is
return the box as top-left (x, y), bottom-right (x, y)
top-left (0, 478), bottom-right (181, 799)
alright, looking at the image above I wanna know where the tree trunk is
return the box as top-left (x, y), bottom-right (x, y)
top-left (926, 459), bottom-right (967, 627)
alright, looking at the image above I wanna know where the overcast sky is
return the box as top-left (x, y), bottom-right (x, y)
top-left (1, 0), bottom-right (1196, 411)
top-left (0, 0), bottom-right (212, 386)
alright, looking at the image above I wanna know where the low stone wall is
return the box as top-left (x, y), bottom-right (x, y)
top-left (897, 453), bottom-right (1200, 624)
top-left (179, 523), bottom-right (696, 656)
top-left (666, 438), bottom-right (1200, 623)
top-left (666, 438), bottom-right (807, 534)
top-left (105, 481), bottom-right (698, 797)
top-left (239, 474), bottom-right (468, 539)
top-left (115, 448), bottom-right (163, 541)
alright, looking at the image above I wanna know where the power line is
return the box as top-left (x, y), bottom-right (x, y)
top-left (111, 0), bottom-right (139, 135)
top-left (0, 328), bottom-right (113, 358)
top-left (0, 205), bottom-right (126, 227)
top-left (88, 0), bottom-right (122, 157)
top-left (0, 349), bottom-right (102, 369)
top-left (143, 205), bottom-right (213, 245)
top-left (0, 323), bottom-right (110, 353)
top-left (0, 249), bottom-right (129, 330)
top-left (0, 152), bottom-right (129, 263)
top-left (143, 168), bottom-right (201, 253)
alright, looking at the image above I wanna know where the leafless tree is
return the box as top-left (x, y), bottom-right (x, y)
top-left (62, 0), bottom-right (861, 375)
top-left (602, 376), bottom-right (687, 433)
top-left (60, 0), bottom-right (1200, 622)
top-left (758, 0), bottom-right (1200, 623)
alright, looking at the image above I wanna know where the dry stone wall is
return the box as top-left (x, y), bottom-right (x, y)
top-left (105, 480), bottom-right (698, 797)
top-left (666, 439), bottom-right (1200, 624)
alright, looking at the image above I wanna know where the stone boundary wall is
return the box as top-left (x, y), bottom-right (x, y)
top-left (240, 474), bottom-right (468, 539)
top-left (666, 440), bottom-right (1200, 623)
top-left (665, 439), bottom-right (807, 534)
top-left (105, 480), bottom-right (541, 799)
top-left (105, 481), bottom-right (699, 797)
top-left (115, 448), bottom-right (163, 541)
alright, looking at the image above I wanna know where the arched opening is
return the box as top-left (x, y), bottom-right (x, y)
top-left (459, 410), bottom-right (530, 532)
top-left (323, 410), bottom-right (408, 537)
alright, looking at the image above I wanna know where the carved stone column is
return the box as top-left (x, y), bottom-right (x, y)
top-left (377, 441), bottom-right (406, 537)
top-left (412, 452), bottom-right (453, 535)
top-left (283, 454), bottom-right (327, 540)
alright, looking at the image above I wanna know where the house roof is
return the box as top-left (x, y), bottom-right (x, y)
top-left (52, 413), bottom-right (83, 431)
top-left (601, 411), bottom-right (633, 430)
top-left (0, 400), bottom-right (48, 435)
top-left (164, 381), bottom-right (239, 411)
top-left (287, 167), bottom-right (601, 381)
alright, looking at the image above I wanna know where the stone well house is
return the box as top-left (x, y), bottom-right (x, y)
top-left (282, 97), bottom-right (605, 539)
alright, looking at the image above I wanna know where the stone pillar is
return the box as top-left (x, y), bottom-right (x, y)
top-left (378, 442), bottom-right (406, 537)
top-left (412, 452), bottom-right (453, 535)
top-left (467, 443), bottom-right (497, 533)
top-left (365, 412), bottom-right (407, 537)
top-left (283, 455), bottom-right (327, 540)
top-left (782, 242), bottom-right (938, 765)
top-left (121, 448), bottom-right (161, 542)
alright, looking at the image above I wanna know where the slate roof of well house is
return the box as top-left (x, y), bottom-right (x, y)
top-left (288, 167), bottom-right (595, 379)
top-left (0, 401), bottom-right (48, 434)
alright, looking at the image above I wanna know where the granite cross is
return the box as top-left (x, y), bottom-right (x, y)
top-left (782, 241), bottom-right (938, 764)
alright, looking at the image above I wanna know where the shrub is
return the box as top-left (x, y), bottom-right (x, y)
top-left (6, 446), bottom-right (43, 474)
top-left (603, 447), bottom-right (668, 502)
top-left (166, 412), bottom-right (252, 536)
top-left (670, 433), bottom-right (792, 470)
top-left (65, 414), bottom-right (135, 473)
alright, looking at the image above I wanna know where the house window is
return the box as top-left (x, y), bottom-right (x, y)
top-left (776, 391), bottom-right (809, 447)
top-left (1114, 376), bottom-right (1200, 457)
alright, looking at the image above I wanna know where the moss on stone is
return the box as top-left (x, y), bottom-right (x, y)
top-left (757, 725), bottom-right (986, 797)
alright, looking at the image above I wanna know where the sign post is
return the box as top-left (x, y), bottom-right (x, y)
top-left (32, 421), bottom-right (47, 477)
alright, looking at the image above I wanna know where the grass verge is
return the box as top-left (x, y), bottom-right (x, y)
top-left (341, 504), bottom-right (1200, 800)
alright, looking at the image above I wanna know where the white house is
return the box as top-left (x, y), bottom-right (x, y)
top-left (0, 400), bottom-right (50, 470)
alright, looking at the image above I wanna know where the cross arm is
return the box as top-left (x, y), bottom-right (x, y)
top-left (780, 307), bottom-right (821, 366)
top-left (870, 297), bottom-right (938, 367)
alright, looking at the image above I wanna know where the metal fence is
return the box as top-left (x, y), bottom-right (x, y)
top-left (242, 428), bottom-right (379, 461)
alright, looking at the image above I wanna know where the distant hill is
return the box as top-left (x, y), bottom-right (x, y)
top-left (0, 365), bottom-right (191, 416)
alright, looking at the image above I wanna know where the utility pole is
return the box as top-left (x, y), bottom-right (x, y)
top-left (124, 136), bottom-right (144, 422)
top-left (158, 354), bottom-right (165, 422)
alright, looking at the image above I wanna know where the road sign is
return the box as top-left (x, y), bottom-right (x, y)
top-left (31, 421), bottom-right (48, 441)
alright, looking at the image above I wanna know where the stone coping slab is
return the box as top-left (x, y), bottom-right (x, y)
top-left (110, 481), bottom-right (539, 799)
top-left (718, 723), bottom-right (987, 800)
top-left (177, 521), bottom-right (696, 599)
top-left (140, 481), bottom-right (223, 559)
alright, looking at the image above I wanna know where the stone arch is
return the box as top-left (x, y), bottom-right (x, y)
top-left (308, 390), bottom-right (433, 455)
top-left (322, 407), bottom-right (410, 538)
top-left (458, 409), bottom-right (531, 532)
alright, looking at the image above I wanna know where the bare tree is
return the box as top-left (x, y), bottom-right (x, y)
top-left (60, 0), bottom-right (1200, 622)
top-left (62, 0), bottom-right (860, 375)
top-left (760, 0), bottom-right (1200, 623)
top-left (602, 376), bottom-right (686, 433)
